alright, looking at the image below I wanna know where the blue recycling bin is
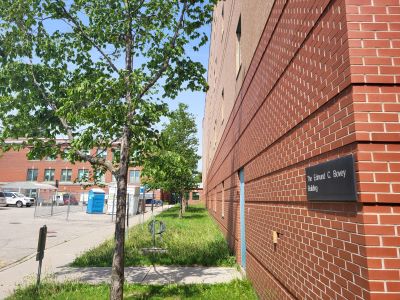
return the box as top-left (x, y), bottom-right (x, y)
top-left (87, 189), bottom-right (105, 214)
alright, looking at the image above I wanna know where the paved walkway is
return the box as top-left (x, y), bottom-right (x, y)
top-left (55, 266), bottom-right (242, 285)
top-left (0, 206), bottom-right (171, 299)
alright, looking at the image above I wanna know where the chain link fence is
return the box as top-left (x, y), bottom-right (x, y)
top-left (34, 190), bottom-right (86, 219)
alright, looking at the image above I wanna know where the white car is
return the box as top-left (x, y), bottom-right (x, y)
top-left (3, 192), bottom-right (32, 208)
top-left (0, 192), bottom-right (7, 207)
top-left (14, 192), bottom-right (35, 205)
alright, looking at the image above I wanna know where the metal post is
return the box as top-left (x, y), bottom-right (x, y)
top-left (36, 225), bottom-right (47, 291)
top-left (36, 259), bottom-right (43, 289)
top-left (111, 193), bottom-right (115, 222)
top-left (142, 188), bottom-right (146, 229)
top-left (66, 193), bottom-right (71, 221)
top-left (50, 189), bottom-right (55, 216)
top-left (34, 192), bottom-right (38, 218)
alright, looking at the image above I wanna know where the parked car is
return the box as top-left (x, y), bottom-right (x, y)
top-left (145, 199), bottom-right (163, 206)
top-left (14, 192), bottom-right (35, 206)
top-left (52, 195), bottom-right (64, 206)
top-left (63, 193), bottom-right (79, 205)
top-left (3, 192), bottom-right (32, 207)
top-left (0, 192), bottom-right (7, 207)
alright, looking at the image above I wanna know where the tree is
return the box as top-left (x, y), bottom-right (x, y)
top-left (0, 1), bottom-right (214, 299)
top-left (141, 103), bottom-right (200, 217)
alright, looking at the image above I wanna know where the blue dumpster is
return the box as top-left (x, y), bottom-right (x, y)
top-left (87, 188), bottom-right (105, 214)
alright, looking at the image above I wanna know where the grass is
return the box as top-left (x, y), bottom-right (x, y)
top-left (7, 280), bottom-right (258, 300)
top-left (72, 205), bottom-right (236, 267)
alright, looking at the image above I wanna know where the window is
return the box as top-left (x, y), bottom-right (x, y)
top-left (184, 192), bottom-right (190, 200)
top-left (26, 169), bottom-right (38, 181)
top-left (45, 155), bottom-right (56, 161)
top-left (77, 169), bottom-right (89, 181)
top-left (221, 182), bottom-right (225, 218)
top-left (236, 16), bottom-right (242, 76)
top-left (44, 169), bottom-right (55, 181)
top-left (61, 169), bottom-right (72, 182)
top-left (192, 192), bottom-right (200, 201)
top-left (95, 170), bottom-right (105, 183)
top-left (129, 170), bottom-right (140, 184)
top-left (96, 149), bottom-right (107, 159)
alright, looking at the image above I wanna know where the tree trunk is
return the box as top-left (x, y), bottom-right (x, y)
top-left (110, 4), bottom-right (133, 298)
top-left (179, 192), bottom-right (183, 218)
top-left (110, 130), bottom-right (130, 299)
top-left (181, 192), bottom-right (186, 216)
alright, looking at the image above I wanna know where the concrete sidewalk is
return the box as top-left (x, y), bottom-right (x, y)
top-left (0, 206), bottom-right (170, 299)
top-left (55, 266), bottom-right (242, 285)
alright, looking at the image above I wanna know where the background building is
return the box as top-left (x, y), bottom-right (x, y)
top-left (0, 141), bottom-right (141, 194)
top-left (204, 1), bottom-right (400, 299)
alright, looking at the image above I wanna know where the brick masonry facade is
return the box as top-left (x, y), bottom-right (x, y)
top-left (0, 146), bottom-right (142, 194)
top-left (204, 0), bottom-right (400, 299)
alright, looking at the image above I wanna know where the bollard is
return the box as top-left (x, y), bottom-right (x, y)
top-left (36, 225), bottom-right (47, 291)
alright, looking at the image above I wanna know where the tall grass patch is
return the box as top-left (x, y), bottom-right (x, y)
top-left (73, 205), bottom-right (236, 267)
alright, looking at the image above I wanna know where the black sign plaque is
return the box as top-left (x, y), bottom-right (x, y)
top-left (306, 155), bottom-right (357, 201)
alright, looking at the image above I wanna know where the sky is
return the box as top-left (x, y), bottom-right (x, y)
top-left (168, 25), bottom-right (211, 172)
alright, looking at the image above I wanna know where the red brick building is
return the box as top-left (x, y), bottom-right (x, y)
top-left (0, 141), bottom-right (141, 194)
top-left (204, 1), bottom-right (400, 299)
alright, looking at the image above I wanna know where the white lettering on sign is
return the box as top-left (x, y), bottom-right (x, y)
top-left (333, 169), bottom-right (346, 178)
top-left (314, 173), bottom-right (326, 181)
top-left (308, 185), bottom-right (318, 192)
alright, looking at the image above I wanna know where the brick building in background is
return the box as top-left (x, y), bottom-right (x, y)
top-left (0, 140), bottom-right (142, 195)
top-left (203, 1), bottom-right (400, 299)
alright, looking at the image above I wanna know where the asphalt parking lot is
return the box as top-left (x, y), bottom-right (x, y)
top-left (0, 205), bottom-right (113, 269)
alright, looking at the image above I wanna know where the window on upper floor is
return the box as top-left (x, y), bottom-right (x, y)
top-left (95, 170), bottom-right (105, 183)
top-left (96, 149), bottom-right (107, 159)
top-left (61, 169), bottom-right (72, 182)
top-left (26, 169), bottom-right (38, 181)
top-left (44, 169), bottom-right (55, 181)
top-left (77, 169), bottom-right (89, 181)
top-left (236, 16), bottom-right (242, 77)
top-left (129, 170), bottom-right (141, 184)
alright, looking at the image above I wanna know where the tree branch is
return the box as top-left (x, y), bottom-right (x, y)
top-left (27, 59), bottom-right (114, 172)
top-left (55, 1), bottom-right (120, 74)
top-left (137, 0), bottom-right (188, 99)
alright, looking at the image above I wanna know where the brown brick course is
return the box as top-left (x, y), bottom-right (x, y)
top-left (204, 0), bottom-right (400, 298)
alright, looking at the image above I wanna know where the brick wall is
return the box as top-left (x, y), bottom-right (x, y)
top-left (0, 147), bottom-right (141, 193)
top-left (205, 0), bottom-right (400, 299)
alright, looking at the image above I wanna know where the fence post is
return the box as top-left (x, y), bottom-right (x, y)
top-left (50, 190), bottom-right (54, 216)
top-left (66, 193), bottom-right (71, 221)
top-left (34, 194), bottom-right (38, 218)
top-left (111, 193), bottom-right (115, 222)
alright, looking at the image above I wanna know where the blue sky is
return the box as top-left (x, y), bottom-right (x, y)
top-left (168, 25), bottom-right (211, 171)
